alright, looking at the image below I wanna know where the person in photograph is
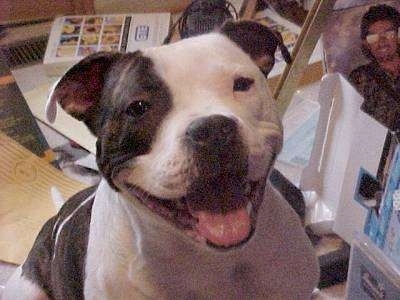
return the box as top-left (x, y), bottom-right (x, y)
top-left (349, 4), bottom-right (400, 131)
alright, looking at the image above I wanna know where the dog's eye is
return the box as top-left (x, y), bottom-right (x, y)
top-left (126, 100), bottom-right (151, 118)
top-left (233, 77), bottom-right (254, 92)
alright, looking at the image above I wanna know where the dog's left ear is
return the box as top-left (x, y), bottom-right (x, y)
top-left (46, 51), bottom-right (122, 136)
top-left (220, 20), bottom-right (291, 77)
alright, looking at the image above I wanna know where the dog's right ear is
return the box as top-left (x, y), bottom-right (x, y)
top-left (220, 20), bottom-right (292, 78)
top-left (46, 51), bottom-right (122, 136)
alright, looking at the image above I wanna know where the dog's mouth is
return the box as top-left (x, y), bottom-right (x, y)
top-left (121, 179), bottom-right (265, 249)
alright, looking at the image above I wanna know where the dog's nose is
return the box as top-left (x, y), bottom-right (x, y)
top-left (185, 115), bottom-right (238, 149)
top-left (185, 115), bottom-right (248, 214)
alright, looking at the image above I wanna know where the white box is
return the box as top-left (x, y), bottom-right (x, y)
top-left (43, 13), bottom-right (171, 76)
top-left (299, 73), bottom-right (387, 240)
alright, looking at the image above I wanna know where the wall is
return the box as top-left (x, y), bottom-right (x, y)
top-left (1, 0), bottom-right (94, 23)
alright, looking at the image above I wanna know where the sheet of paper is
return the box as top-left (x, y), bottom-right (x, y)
top-left (24, 82), bottom-right (97, 154)
top-left (0, 132), bottom-right (89, 265)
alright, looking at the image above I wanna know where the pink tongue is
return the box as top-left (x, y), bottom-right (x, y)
top-left (195, 208), bottom-right (251, 247)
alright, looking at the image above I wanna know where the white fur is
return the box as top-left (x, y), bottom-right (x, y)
top-left (83, 179), bottom-right (319, 299)
top-left (84, 180), bottom-right (154, 299)
top-left (45, 78), bottom-right (61, 123)
top-left (52, 192), bottom-right (95, 260)
top-left (2, 267), bottom-right (49, 300)
top-left (50, 186), bottom-right (65, 212)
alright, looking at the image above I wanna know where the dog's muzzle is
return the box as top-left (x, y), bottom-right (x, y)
top-left (183, 115), bottom-right (253, 247)
top-left (184, 115), bottom-right (248, 213)
top-left (118, 115), bottom-right (267, 249)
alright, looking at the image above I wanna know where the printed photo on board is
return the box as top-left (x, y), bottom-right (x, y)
top-left (323, 1), bottom-right (400, 131)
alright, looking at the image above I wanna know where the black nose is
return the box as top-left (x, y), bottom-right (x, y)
top-left (185, 115), bottom-right (238, 149)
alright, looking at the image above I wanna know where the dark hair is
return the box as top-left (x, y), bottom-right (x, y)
top-left (360, 4), bottom-right (400, 59)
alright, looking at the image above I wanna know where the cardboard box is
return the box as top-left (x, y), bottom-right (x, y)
top-left (43, 13), bottom-right (171, 76)
top-left (0, 58), bottom-right (52, 161)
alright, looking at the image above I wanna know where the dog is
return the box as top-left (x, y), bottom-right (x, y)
top-left (3, 21), bottom-right (319, 299)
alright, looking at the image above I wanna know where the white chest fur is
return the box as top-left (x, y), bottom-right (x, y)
top-left (84, 180), bottom-right (319, 299)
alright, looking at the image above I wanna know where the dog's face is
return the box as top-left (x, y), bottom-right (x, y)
top-left (47, 21), bottom-right (283, 250)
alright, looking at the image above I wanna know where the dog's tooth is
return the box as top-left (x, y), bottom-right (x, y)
top-left (246, 202), bottom-right (252, 214)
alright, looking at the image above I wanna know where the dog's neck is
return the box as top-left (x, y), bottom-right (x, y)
top-left (83, 179), bottom-right (315, 299)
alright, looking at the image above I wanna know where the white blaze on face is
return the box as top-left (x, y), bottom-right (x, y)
top-left (124, 33), bottom-right (282, 199)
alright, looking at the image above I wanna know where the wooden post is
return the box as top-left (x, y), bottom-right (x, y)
top-left (240, 0), bottom-right (258, 19)
top-left (273, 0), bottom-right (335, 117)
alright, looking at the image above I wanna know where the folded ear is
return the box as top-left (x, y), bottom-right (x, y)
top-left (46, 51), bottom-right (122, 136)
top-left (220, 20), bottom-right (292, 77)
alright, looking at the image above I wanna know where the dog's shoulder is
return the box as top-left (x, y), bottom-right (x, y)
top-left (21, 185), bottom-right (97, 299)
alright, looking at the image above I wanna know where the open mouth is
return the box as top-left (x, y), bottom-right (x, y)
top-left (121, 179), bottom-right (265, 249)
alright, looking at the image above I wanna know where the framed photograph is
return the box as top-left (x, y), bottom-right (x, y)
top-left (323, 0), bottom-right (400, 77)
top-left (322, 0), bottom-right (400, 131)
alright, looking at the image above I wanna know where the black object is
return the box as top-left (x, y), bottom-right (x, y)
top-left (270, 168), bottom-right (305, 221)
top-left (359, 173), bottom-right (381, 200)
top-left (0, 57), bottom-right (52, 160)
top-left (318, 242), bottom-right (350, 289)
top-left (305, 225), bottom-right (351, 289)
top-left (163, 0), bottom-right (238, 44)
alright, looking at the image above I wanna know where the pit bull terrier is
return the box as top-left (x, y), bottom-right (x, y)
top-left (3, 21), bottom-right (319, 299)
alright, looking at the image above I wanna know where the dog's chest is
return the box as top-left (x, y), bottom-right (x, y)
top-left (85, 179), bottom-right (318, 299)
top-left (83, 181), bottom-right (316, 299)
top-left (85, 237), bottom-right (268, 299)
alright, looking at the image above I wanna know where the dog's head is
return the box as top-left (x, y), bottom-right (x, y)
top-left (47, 21), bottom-right (284, 250)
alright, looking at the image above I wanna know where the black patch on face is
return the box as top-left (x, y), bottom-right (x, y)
top-left (95, 53), bottom-right (172, 189)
